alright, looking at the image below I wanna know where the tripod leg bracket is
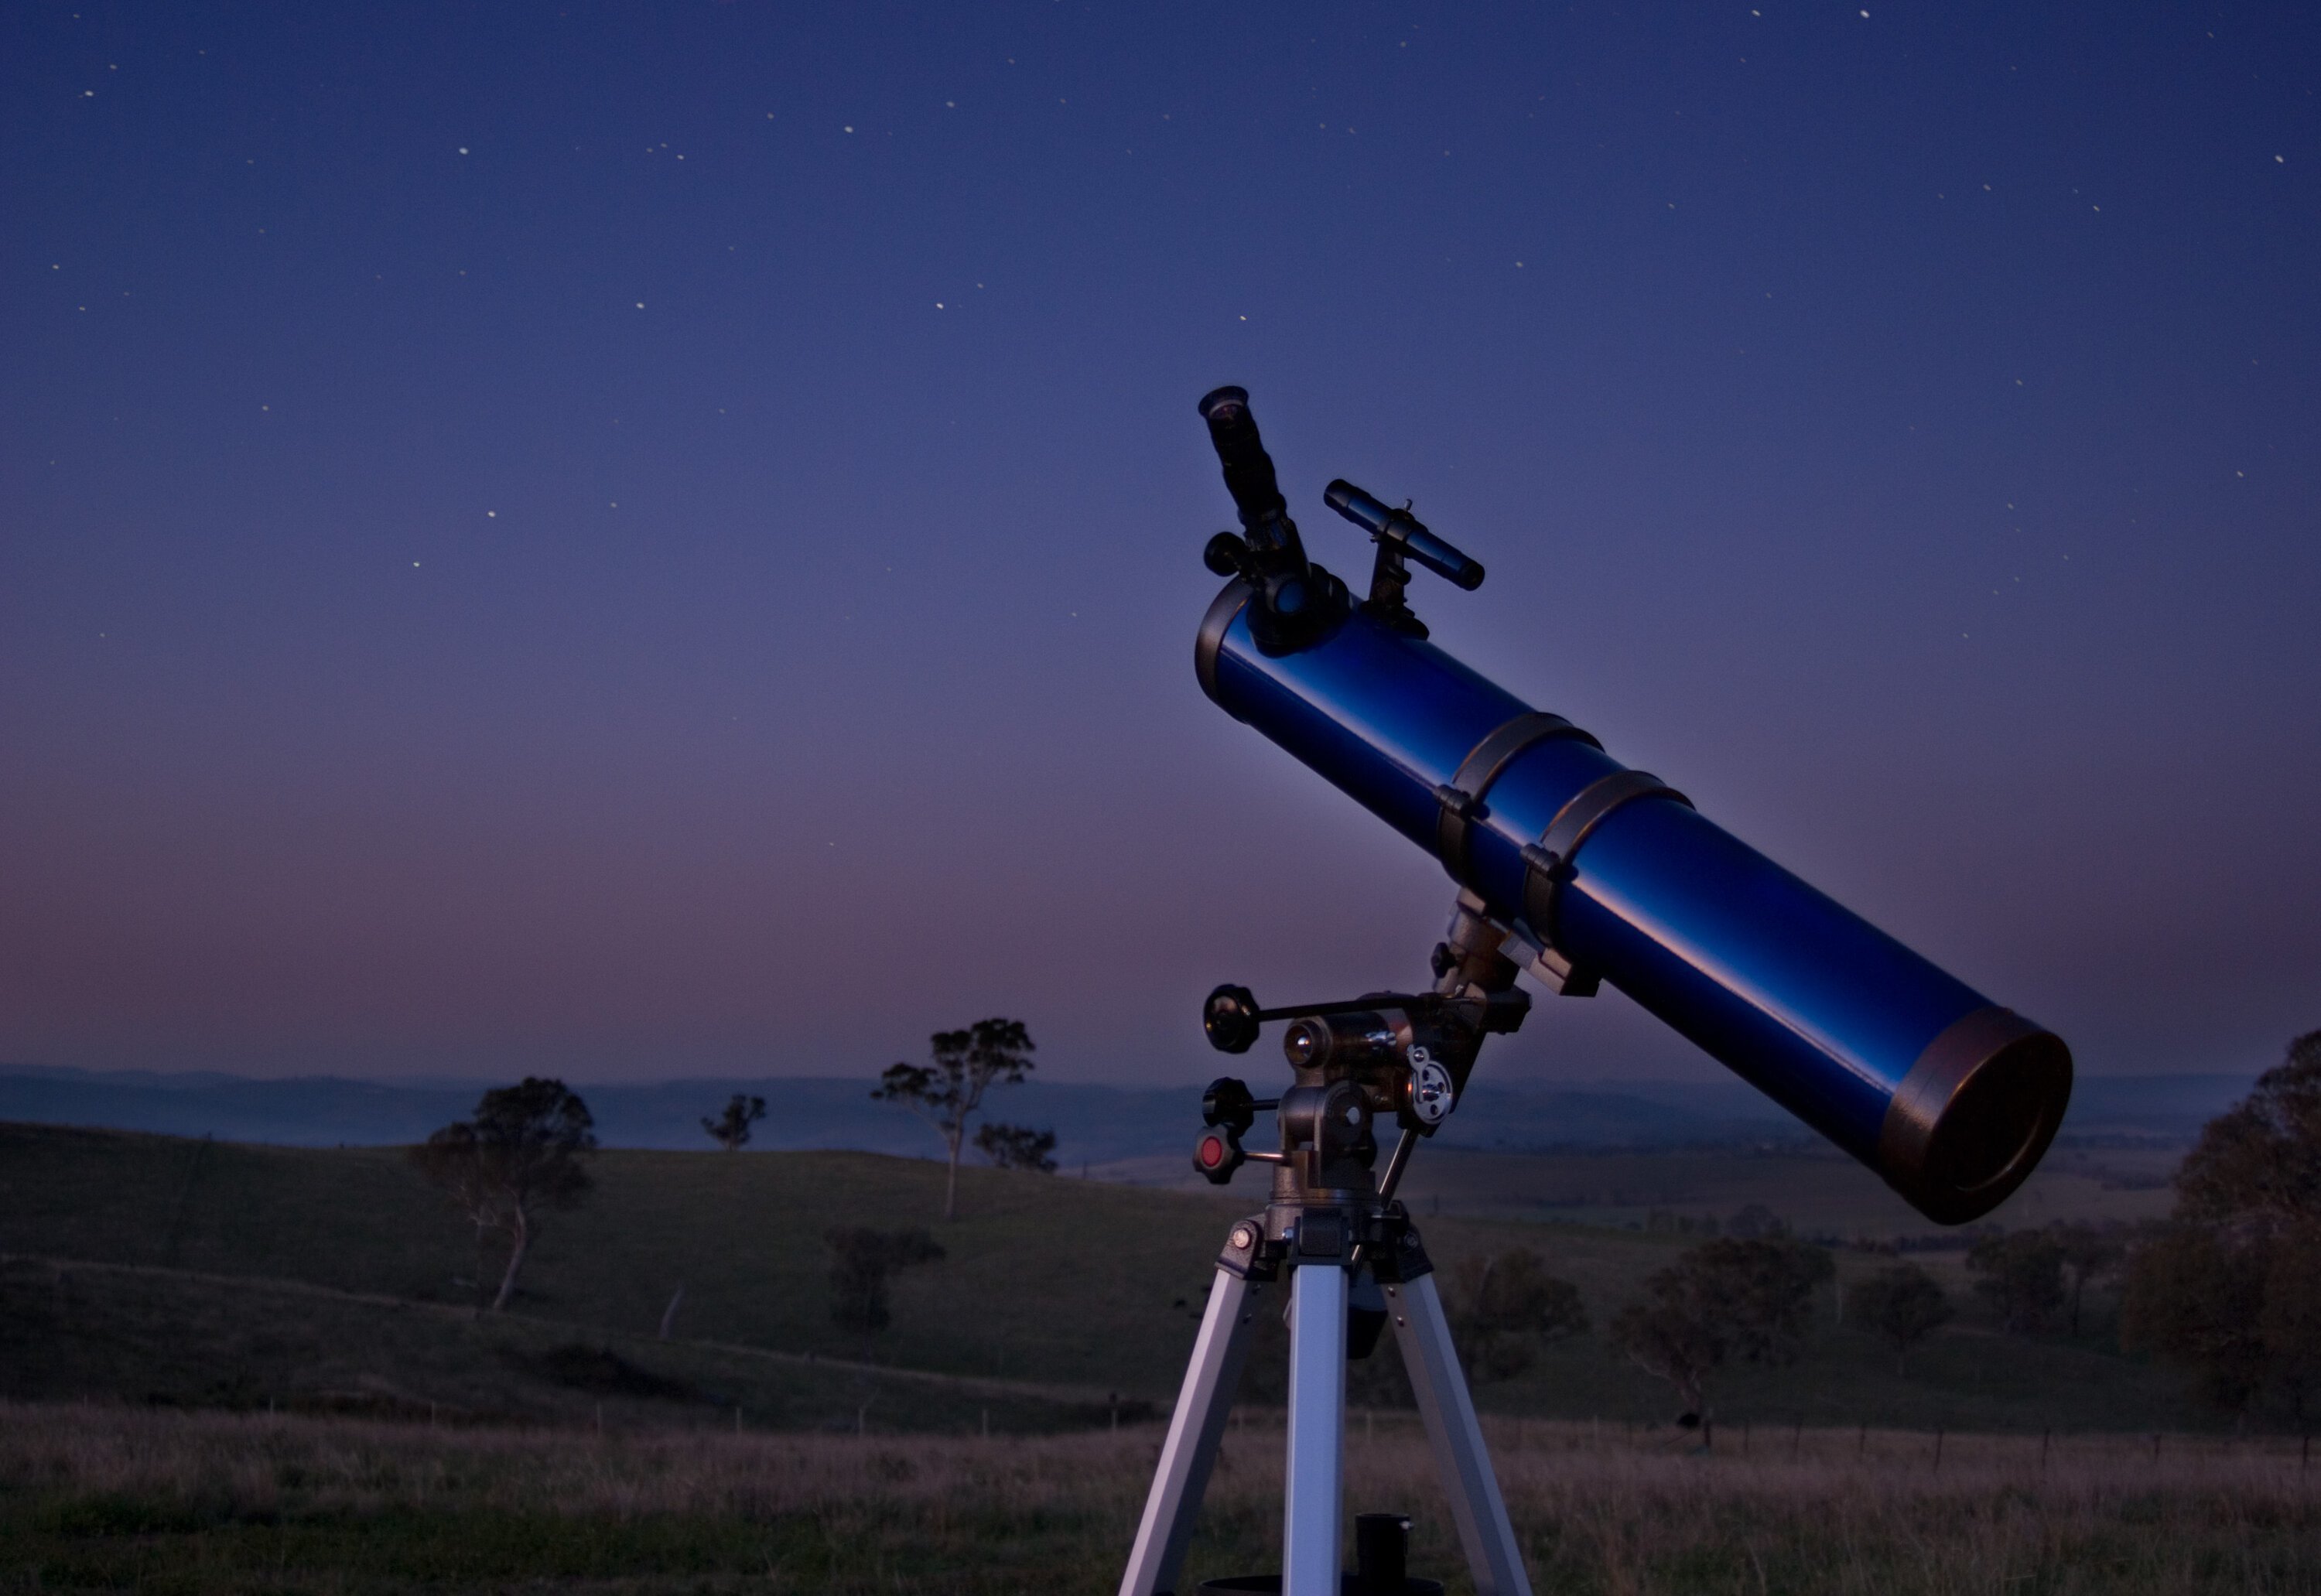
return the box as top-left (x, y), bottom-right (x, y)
top-left (1363, 1206), bottom-right (1435, 1285)
top-left (1216, 1217), bottom-right (1274, 1281)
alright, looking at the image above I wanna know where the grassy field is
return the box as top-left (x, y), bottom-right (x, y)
top-left (3, 1401), bottom-right (2316, 1594)
top-left (0, 1120), bottom-right (2214, 1434)
top-left (0, 1254), bottom-right (1127, 1436)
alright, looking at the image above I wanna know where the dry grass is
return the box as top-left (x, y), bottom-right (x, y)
top-left (3, 1402), bottom-right (2318, 1593)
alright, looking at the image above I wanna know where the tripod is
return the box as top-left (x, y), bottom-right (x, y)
top-left (1119, 897), bottom-right (1540, 1596)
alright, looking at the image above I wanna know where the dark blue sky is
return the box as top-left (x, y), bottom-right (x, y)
top-left (5, 2), bottom-right (2316, 1088)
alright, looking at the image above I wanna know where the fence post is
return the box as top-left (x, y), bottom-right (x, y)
top-left (1791, 1417), bottom-right (1803, 1460)
top-left (2152, 1433), bottom-right (2162, 1464)
top-left (1857, 1423), bottom-right (1867, 1458)
top-left (1933, 1428), bottom-right (1943, 1473)
top-left (2040, 1429), bottom-right (2050, 1471)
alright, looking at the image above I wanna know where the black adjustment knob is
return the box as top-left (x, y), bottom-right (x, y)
top-left (1202, 984), bottom-right (1262, 1054)
top-left (1201, 1075), bottom-right (1258, 1134)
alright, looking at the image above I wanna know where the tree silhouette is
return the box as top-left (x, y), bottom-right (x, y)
top-left (1444, 1247), bottom-right (1588, 1382)
top-left (1851, 1262), bottom-right (1953, 1375)
top-left (873, 1018), bottom-right (1036, 1219)
top-left (702, 1092), bottom-right (767, 1153)
top-left (2124, 1031), bottom-right (2321, 1420)
top-left (2175, 1030), bottom-right (2321, 1225)
top-left (974, 1122), bottom-right (1058, 1173)
top-left (825, 1226), bottom-right (946, 1353)
top-left (2124, 1221), bottom-right (2275, 1412)
top-left (1608, 1237), bottom-right (1833, 1443)
top-left (2052, 1222), bottom-right (2126, 1338)
top-left (408, 1077), bottom-right (595, 1312)
top-left (1967, 1231), bottom-right (2067, 1334)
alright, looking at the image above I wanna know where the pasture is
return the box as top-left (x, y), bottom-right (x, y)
top-left (0, 1121), bottom-right (2211, 1436)
top-left (2, 1402), bottom-right (2315, 1594)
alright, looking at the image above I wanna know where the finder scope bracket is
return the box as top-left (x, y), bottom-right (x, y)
top-left (1325, 478), bottom-right (1486, 641)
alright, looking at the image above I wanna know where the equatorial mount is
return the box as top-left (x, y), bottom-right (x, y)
top-left (1189, 966), bottom-right (1528, 1191)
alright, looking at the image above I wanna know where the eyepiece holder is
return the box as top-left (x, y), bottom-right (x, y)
top-left (1195, 388), bottom-right (1349, 654)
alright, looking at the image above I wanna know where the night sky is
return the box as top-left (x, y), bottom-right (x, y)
top-left (5, 4), bottom-right (2316, 1090)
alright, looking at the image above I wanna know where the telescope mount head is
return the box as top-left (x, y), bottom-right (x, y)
top-left (1188, 898), bottom-right (1532, 1198)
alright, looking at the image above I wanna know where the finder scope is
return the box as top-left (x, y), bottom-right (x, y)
top-left (1191, 388), bottom-right (2071, 1225)
top-left (1324, 480), bottom-right (1485, 591)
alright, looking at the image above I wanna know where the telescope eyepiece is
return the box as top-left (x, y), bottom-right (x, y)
top-left (1198, 386), bottom-right (1289, 531)
top-left (1196, 385), bottom-right (1348, 653)
top-left (1195, 384), bottom-right (1249, 423)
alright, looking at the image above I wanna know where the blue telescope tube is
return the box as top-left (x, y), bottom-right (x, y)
top-left (1196, 583), bottom-right (2070, 1225)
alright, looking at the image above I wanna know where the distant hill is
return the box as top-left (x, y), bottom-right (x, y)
top-left (0, 1067), bottom-right (1193, 1161)
top-left (0, 1062), bottom-right (2251, 1160)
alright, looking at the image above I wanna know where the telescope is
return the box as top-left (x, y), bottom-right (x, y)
top-left (1119, 388), bottom-right (2073, 1596)
top-left (1190, 385), bottom-right (2070, 1227)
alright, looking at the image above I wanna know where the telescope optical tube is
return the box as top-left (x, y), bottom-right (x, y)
top-left (1191, 402), bottom-right (2071, 1225)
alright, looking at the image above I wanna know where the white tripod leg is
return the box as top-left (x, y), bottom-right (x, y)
top-left (1386, 1271), bottom-right (1533, 1596)
top-left (1119, 1266), bottom-right (1263, 1596)
top-left (1282, 1260), bottom-right (1348, 1596)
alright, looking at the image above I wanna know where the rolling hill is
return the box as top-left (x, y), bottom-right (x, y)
top-left (0, 1119), bottom-right (2213, 1437)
